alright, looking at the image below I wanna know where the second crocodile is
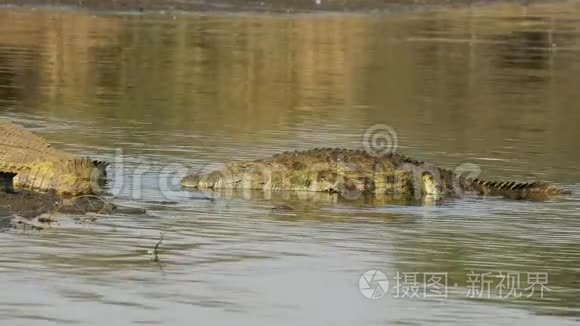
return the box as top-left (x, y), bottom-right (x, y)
top-left (181, 148), bottom-right (571, 201)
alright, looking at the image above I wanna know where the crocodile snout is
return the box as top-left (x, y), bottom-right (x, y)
top-left (181, 175), bottom-right (201, 188)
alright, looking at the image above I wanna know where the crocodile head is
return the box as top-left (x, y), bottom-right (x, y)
top-left (181, 174), bottom-right (201, 188)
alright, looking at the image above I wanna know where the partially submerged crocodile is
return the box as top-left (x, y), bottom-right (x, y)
top-left (0, 120), bottom-right (108, 195)
top-left (181, 148), bottom-right (571, 201)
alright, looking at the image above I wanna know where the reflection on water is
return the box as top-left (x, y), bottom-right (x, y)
top-left (0, 3), bottom-right (579, 325)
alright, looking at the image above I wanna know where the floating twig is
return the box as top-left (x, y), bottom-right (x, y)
top-left (148, 232), bottom-right (164, 262)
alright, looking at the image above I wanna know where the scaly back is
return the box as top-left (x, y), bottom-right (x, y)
top-left (0, 120), bottom-right (76, 165)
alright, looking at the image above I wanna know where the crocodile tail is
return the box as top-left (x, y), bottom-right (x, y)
top-left (465, 178), bottom-right (571, 200)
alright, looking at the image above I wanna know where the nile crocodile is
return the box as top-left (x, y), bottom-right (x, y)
top-left (181, 148), bottom-right (570, 201)
top-left (0, 120), bottom-right (108, 195)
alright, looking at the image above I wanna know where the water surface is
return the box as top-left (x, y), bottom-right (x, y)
top-left (0, 3), bottom-right (579, 324)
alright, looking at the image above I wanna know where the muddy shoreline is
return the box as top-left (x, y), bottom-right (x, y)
top-left (0, 190), bottom-right (145, 231)
top-left (0, 191), bottom-right (61, 219)
top-left (0, 0), bottom-right (563, 14)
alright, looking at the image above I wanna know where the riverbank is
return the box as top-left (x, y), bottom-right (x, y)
top-left (0, 0), bottom-right (570, 14)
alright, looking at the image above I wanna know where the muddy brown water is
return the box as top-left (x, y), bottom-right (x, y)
top-left (1, 2), bottom-right (580, 325)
